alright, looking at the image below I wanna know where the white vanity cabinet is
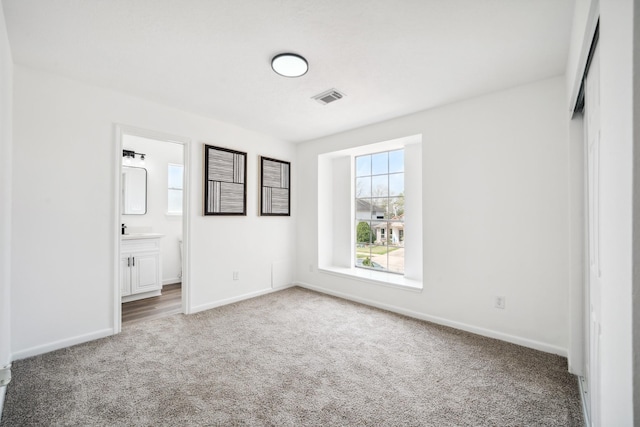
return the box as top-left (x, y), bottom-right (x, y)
top-left (121, 234), bottom-right (163, 302)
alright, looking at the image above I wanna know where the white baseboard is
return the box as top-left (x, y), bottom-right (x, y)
top-left (190, 284), bottom-right (294, 314)
top-left (296, 281), bottom-right (567, 357)
top-left (12, 328), bottom-right (114, 361)
top-left (163, 277), bottom-right (181, 286)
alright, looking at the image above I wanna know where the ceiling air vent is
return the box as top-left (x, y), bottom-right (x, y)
top-left (312, 88), bottom-right (346, 105)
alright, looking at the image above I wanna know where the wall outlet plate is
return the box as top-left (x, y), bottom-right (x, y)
top-left (495, 296), bottom-right (506, 309)
top-left (233, 271), bottom-right (239, 281)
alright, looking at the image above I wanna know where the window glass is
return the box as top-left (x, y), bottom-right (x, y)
top-left (389, 173), bottom-right (404, 197)
top-left (371, 152), bottom-right (388, 175)
top-left (370, 198), bottom-right (388, 219)
top-left (371, 175), bottom-right (388, 197)
top-left (355, 155), bottom-right (371, 177)
top-left (389, 149), bottom-right (404, 173)
top-left (167, 163), bottom-right (184, 214)
top-left (356, 176), bottom-right (371, 198)
top-left (168, 164), bottom-right (184, 189)
top-left (356, 199), bottom-right (373, 220)
top-left (354, 150), bottom-right (404, 274)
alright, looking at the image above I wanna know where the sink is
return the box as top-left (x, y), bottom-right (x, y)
top-left (121, 233), bottom-right (164, 240)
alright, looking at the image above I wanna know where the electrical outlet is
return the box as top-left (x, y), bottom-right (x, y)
top-left (233, 271), bottom-right (239, 281)
top-left (309, 264), bottom-right (314, 273)
top-left (494, 296), bottom-right (505, 309)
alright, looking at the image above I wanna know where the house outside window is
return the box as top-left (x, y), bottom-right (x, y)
top-left (167, 163), bottom-right (184, 215)
top-left (355, 149), bottom-right (404, 274)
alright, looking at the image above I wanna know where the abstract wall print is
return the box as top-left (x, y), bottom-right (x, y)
top-left (260, 156), bottom-right (290, 216)
top-left (204, 145), bottom-right (247, 215)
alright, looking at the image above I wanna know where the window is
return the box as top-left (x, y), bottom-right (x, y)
top-left (167, 163), bottom-right (184, 215)
top-left (317, 134), bottom-right (421, 290)
top-left (355, 149), bottom-right (404, 274)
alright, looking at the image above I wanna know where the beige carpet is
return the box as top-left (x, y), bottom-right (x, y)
top-left (1, 287), bottom-right (582, 426)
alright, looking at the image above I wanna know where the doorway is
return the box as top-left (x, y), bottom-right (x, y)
top-left (114, 125), bottom-right (191, 333)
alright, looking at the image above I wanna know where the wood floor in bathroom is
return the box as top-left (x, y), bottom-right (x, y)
top-left (122, 283), bottom-right (182, 325)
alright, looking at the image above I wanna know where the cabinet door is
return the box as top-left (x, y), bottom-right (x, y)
top-left (120, 255), bottom-right (132, 296)
top-left (131, 251), bottom-right (161, 294)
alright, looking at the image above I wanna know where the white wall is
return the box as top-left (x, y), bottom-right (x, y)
top-left (0, 2), bottom-right (13, 415)
top-left (297, 76), bottom-right (570, 355)
top-left (122, 135), bottom-right (183, 284)
top-left (11, 65), bottom-right (296, 358)
top-left (330, 156), bottom-right (351, 268)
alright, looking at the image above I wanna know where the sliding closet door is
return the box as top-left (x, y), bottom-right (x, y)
top-left (584, 42), bottom-right (601, 427)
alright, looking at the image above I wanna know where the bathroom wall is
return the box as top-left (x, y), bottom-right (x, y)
top-left (122, 134), bottom-right (183, 284)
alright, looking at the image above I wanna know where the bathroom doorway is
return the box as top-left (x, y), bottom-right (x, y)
top-left (114, 125), bottom-right (191, 332)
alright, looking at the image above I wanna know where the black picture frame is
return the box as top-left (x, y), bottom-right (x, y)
top-left (260, 156), bottom-right (291, 216)
top-left (203, 144), bottom-right (247, 216)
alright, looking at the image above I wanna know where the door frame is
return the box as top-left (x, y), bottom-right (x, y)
top-left (113, 124), bottom-right (192, 334)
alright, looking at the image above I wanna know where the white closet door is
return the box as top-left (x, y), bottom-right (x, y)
top-left (584, 43), bottom-right (601, 427)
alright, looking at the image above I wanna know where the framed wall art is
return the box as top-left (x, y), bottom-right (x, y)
top-left (203, 144), bottom-right (247, 215)
top-left (260, 156), bottom-right (290, 216)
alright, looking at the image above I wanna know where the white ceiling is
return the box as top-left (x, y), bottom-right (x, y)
top-left (2, 0), bottom-right (575, 143)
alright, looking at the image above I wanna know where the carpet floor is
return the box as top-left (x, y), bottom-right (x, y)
top-left (1, 287), bottom-right (583, 426)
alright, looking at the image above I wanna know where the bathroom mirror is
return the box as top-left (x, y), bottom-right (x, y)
top-left (122, 166), bottom-right (147, 215)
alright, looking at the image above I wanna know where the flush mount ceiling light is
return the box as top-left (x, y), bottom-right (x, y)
top-left (271, 53), bottom-right (308, 77)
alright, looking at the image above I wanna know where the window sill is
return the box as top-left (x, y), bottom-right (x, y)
top-left (165, 212), bottom-right (183, 217)
top-left (318, 266), bottom-right (423, 292)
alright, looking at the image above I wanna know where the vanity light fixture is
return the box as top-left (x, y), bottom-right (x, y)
top-left (271, 53), bottom-right (308, 77)
top-left (122, 149), bottom-right (146, 166)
